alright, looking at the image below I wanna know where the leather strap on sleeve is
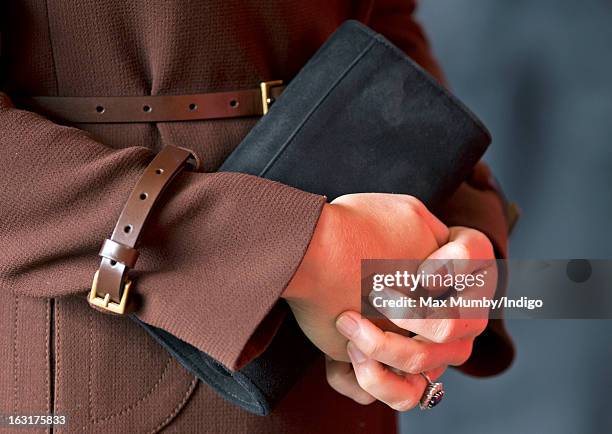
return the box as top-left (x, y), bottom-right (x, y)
top-left (89, 145), bottom-right (199, 314)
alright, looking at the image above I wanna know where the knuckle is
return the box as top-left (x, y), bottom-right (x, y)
top-left (456, 341), bottom-right (474, 365)
top-left (328, 349), bottom-right (349, 363)
top-left (472, 229), bottom-right (492, 248)
top-left (450, 242), bottom-right (471, 260)
top-left (474, 232), bottom-right (489, 246)
top-left (404, 195), bottom-right (425, 212)
top-left (404, 351), bottom-right (428, 374)
top-left (391, 398), bottom-right (417, 412)
top-left (432, 319), bottom-right (457, 343)
top-left (326, 370), bottom-right (343, 389)
top-left (472, 318), bottom-right (489, 336)
top-left (467, 228), bottom-right (494, 255)
top-left (359, 377), bottom-right (377, 392)
top-left (356, 367), bottom-right (378, 391)
top-left (354, 395), bottom-right (376, 406)
top-left (362, 334), bottom-right (386, 359)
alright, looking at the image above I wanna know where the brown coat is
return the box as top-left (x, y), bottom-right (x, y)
top-left (0, 1), bottom-right (513, 432)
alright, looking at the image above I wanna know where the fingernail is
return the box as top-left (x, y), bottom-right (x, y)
top-left (336, 314), bottom-right (359, 338)
top-left (347, 342), bottom-right (367, 364)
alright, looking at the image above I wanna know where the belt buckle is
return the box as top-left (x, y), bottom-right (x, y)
top-left (88, 270), bottom-right (131, 314)
top-left (260, 80), bottom-right (283, 114)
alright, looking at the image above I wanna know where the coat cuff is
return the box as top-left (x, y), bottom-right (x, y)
top-left (133, 171), bottom-right (326, 371)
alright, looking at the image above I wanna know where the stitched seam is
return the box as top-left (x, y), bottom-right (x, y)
top-left (258, 38), bottom-right (377, 177)
top-left (44, 299), bottom-right (50, 415)
top-left (89, 357), bottom-right (173, 425)
top-left (232, 372), bottom-right (267, 414)
top-left (87, 309), bottom-right (94, 423)
top-left (201, 359), bottom-right (255, 408)
top-left (55, 299), bottom-right (62, 424)
top-left (85, 315), bottom-right (177, 425)
top-left (159, 331), bottom-right (255, 408)
top-left (150, 327), bottom-right (260, 411)
top-left (144, 322), bottom-right (250, 406)
top-left (149, 377), bottom-right (198, 434)
top-left (12, 295), bottom-right (19, 413)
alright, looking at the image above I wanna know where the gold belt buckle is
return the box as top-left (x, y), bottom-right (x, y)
top-left (88, 270), bottom-right (132, 314)
top-left (260, 80), bottom-right (283, 114)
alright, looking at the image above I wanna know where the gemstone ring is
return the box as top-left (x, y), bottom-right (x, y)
top-left (419, 372), bottom-right (445, 410)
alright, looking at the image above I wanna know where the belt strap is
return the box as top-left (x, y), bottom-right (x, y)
top-left (14, 80), bottom-right (284, 124)
top-left (89, 145), bottom-right (199, 314)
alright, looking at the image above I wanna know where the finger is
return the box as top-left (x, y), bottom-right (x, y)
top-left (347, 341), bottom-right (447, 412)
top-left (325, 357), bottom-right (376, 405)
top-left (371, 227), bottom-right (496, 339)
top-left (417, 226), bottom-right (495, 291)
top-left (368, 286), bottom-right (490, 342)
top-left (336, 312), bottom-right (474, 373)
top-left (388, 316), bottom-right (489, 344)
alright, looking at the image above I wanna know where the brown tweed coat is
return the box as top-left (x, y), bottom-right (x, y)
top-left (0, 0), bottom-right (513, 432)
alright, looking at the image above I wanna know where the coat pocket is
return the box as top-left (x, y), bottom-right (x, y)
top-left (54, 296), bottom-right (198, 434)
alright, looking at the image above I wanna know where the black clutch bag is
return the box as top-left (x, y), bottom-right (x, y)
top-left (135, 20), bottom-right (491, 415)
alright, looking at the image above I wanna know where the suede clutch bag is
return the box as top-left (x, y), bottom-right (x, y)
top-left (136, 20), bottom-right (491, 415)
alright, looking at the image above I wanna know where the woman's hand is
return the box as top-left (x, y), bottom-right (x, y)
top-left (326, 226), bottom-right (497, 411)
top-left (283, 193), bottom-right (448, 362)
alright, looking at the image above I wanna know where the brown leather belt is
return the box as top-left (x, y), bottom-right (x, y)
top-left (15, 80), bottom-right (284, 123)
top-left (89, 145), bottom-right (200, 314)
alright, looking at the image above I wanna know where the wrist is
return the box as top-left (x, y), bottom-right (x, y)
top-left (282, 202), bottom-right (341, 301)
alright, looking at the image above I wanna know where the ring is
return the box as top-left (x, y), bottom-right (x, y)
top-left (419, 372), bottom-right (445, 410)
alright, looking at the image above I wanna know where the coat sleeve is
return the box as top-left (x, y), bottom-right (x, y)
top-left (367, 0), bottom-right (515, 376)
top-left (0, 90), bottom-right (325, 371)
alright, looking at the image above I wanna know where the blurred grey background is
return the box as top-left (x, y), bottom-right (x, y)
top-left (400, 1), bottom-right (612, 433)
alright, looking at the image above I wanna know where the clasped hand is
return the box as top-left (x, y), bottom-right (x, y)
top-left (283, 193), bottom-right (497, 411)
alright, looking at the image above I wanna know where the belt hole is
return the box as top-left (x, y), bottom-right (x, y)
top-left (229, 99), bottom-right (239, 108)
top-left (143, 105), bottom-right (152, 113)
top-left (110, 260), bottom-right (117, 266)
top-left (189, 103), bottom-right (198, 111)
top-left (96, 105), bottom-right (105, 114)
top-left (155, 168), bottom-right (164, 175)
top-left (139, 192), bottom-right (148, 200)
top-left (123, 225), bottom-right (133, 234)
